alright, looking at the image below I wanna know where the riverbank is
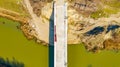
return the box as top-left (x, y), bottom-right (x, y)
top-left (0, 17), bottom-right (48, 67)
top-left (67, 0), bottom-right (120, 52)
top-left (0, 0), bottom-right (50, 45)
top-left (0, 8), bottom-right (28, 23)
top-left (1, 0), bottom-right (120, 50)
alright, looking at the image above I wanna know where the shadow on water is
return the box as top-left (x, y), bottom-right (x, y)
top-left (85, 26), bottom-right (104, 36)
top-left (87, 64), bottom-right (92, 67)
top-left (0, 57), bottom-right (24, 67)
top-left (49, 2), bottom-right (54, 67)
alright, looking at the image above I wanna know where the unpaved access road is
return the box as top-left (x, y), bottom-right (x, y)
top-left (24, 0), bottom-right (49, 43)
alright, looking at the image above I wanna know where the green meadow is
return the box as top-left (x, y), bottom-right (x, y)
top-left (91, 0), bottom-right (120, 19)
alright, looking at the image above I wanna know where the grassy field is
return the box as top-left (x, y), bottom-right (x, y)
top-left (0, 0), bottom-right (22, 12)
top-left (0, 0), bottom-right (29, 17)
top-left (91, 0), bottom-right (120, 19)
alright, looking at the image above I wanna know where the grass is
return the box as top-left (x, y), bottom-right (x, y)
top-left (0, 0), bottom-right (29, 17)
top-left (90, 9), bottom-right (106, 19)
top-left (90, 0), bottom-right (120, 19)
top-left (105, 0), bottom-right (120, 8)
top-left (90, 8), bottom-right (119, 19)
top-left (0, 0), bottom-right (22, 13)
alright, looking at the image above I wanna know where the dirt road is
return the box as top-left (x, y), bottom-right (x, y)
top-left (24, 0), bottom-right (49, 43)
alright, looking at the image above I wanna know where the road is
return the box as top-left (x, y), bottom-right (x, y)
top-left (54, 0), bottom-right (67, 67)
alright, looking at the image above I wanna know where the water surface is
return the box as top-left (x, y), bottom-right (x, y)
top-left (68, 44), bottom-right (120, 67)
top-left (0, 17), bottom-right (48, 67)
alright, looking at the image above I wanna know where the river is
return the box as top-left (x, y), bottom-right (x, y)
top-left (1, 17), bottom-right (120, 67)
top-left (0, 17), bottom-right (48, 67)
top-left (68, 44), bottom-right (120, 67)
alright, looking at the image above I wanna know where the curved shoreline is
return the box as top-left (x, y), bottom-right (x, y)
top-left (0, 8), bottom-right (28, 24)
top-left (0, 7), bottom-right (49, 45)
top-left (23, 0), bottom-right (49, 44)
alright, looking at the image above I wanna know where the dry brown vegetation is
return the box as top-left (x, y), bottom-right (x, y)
top-left (103, 29), bottom-right (120, 50)
top-left (68, 0), bottom-right (99, 17)
top-left (68, 0), bottom-right (120, 18)
top-left (29, 0), bottom-right (53, 16)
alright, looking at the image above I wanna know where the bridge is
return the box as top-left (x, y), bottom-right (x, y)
top-left (49, 0), bottom-right (67, 67)
top-left (54, 0), bottom-right (67, 67)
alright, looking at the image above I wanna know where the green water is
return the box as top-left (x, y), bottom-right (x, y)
top-left (1, 17), bottom-right (120, 67)
top-left (0, 17), bottom-right (48, 67)
top-left (68, 45), bottom-right (120, 67)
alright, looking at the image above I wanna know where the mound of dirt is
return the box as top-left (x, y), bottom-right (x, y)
top-left (29, 0), bottom-right (52, 16)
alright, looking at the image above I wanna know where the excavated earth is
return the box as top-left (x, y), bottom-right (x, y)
top-left (22, 0), bottom-right (120, 52)
top-left (1, 0), bottom-right (120, 52)
top-left (67, 0), bottom-right (120, 52)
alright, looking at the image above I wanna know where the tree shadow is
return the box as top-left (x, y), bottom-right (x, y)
top-left (0, 57), bottom-right (24, 67)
